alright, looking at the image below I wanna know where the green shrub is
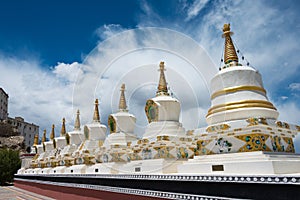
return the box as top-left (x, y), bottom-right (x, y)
top-left (0, 148), bottom-right (21, 185)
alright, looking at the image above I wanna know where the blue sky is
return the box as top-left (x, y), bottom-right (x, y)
top-left (0, 0), bottom-right (300, 150)
top-left (0, 0), bottom-right (139, 64)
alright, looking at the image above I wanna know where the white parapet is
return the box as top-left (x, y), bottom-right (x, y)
top-left (177, 151), bottom-right (300, 175)
top-left (120, 159), bottom-right (183, 174)
top-left (65, 164), bottom-right (87, 174)
top-left (49, 166), bottom-right (66, 174)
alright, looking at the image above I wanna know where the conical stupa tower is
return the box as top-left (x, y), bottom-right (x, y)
top-left (60, 118), bottom-right (66, 137)
top-left (29, 134), bottom-right (39, 154)
top-left (66, 110), bottom-right (85, 146)
top-left (143, 62), bottom-right (185, 140)
top-left (50, 124), bottom-right (55, 141)
top-left (104, 84), bottom-right (137, 148)
top-left (206, 24), bottom-right (278, 125)
top-left (81, 99), bottom-right (107, 151)
top-left (33, 134), bottom-right (39, 146)
top-left (74, 110), bottom-right (81, 131)
top-left (42, 130), bottom-right (47, 143)
top-left (43, 126), bottom-right (55, 154)
top-left (52, 118), bottom-right (68, 150)
top-left (93, 99), bottom-right (100, 123)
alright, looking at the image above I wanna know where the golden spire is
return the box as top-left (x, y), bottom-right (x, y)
top-left (119, 84), bottom-right (127, 111)
top-left (156, 61), bottom-right (169, 96)
top-left (33, 134), bottom-right (39, 146)
top-left (74, 109), bottom-right (81, 131)
top-left (42, 130), bottom-right (46, 143)
top-left (93, 99), bottom-right (100, 122)
top-left (222, 23), bottom-right (239, 65)
top-left (50, 124), bottom-right (55, 140)
top-left (60, 118), bottom-right (66, 137)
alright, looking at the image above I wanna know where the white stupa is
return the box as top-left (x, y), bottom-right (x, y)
top-left (59, 115), bottom-right (82, 158)
top-left (143, 62), bottom-right (185, 141)
top-left (67, 111), bottom-right (84, 145)
top-left (178, 24), bottom-right (300, 175)
top-left (81, 99), bottom-right (107, 152)
top-left (53, 118), bottom-right (68, 150)
top-left (206, 24), bottom-right (278, 125)
top-left (104, 84), bottom-right (137, 148)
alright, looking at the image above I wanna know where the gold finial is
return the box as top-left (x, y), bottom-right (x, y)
top-left (222, 23), bottom-right (239, 65)
top-left (33, 134), bottom-right (39, 146)
top-left (60, 118), bottom-right (66, 137)
top-left (223, 23), bottom-right (231, 33)
top-left (119, 83), bottom-right (127, 111)
top-left (156, 61), bottom-right (169, 96)
top-left (50, 124), bottom-right (55, 140)
top-left (74, 109), bottom-right (81, 131)
top-left (93, 99), bottom-right (100, 122)
top-left (42, 130), bottom-right (46, 143)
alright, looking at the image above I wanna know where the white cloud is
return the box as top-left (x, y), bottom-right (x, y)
top-left (53, 62), bottom-right (83, 83)
top-left (289, 83), bottom-right (300, 91)
top-left (280, 96), bottom-right (288, 100)
top-left (0, 56), bottom-right (80, 137)
top-left (185, 0), bottom-right (209, 21)
top-left (95, 24), bottom-right (127, 40)
top-left (138, 0), bottom-right (163, 26)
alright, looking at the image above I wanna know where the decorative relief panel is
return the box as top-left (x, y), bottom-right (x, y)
top-left (276, 121), bottom-right (290, 129)
top-left (246, 117), bottom-right (268, 126)
top-left (108, 115), bottom-right (117, 133)
top-left (173, 146), bottom-right (194, 159)
top-left (153, 146), bottom-right (175, 159)
top-left (140, 148), bottom-right (153, 160)
top-left (283, 137), bottom-right (295, 153)
top-left (215, 138), bottom-right (232, 153)
top-left (236, 134), bottom-right (271, 152)
top-left (271, 136), bottom-right (285, 152)
top-left (196, 139), bottom-right (213, 155)
top-left (145, 100), bottom-right (158, 123)
top-left (129, 150), bottom-right (142, 161)
top-left (206, 124), bottom-right (230, 133)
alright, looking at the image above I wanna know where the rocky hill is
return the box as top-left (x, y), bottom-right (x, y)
top-left (0, 136), bottom-right (25, 151)
top-left (0, 122), bottom-right (26, 152)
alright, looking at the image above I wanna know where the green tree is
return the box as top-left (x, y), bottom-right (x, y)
top-left (0, 148), bottom-right (21, 185)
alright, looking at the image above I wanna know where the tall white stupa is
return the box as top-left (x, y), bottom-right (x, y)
top-left (178, 24), bottom-right (300, 175)
top-left (206, 24), bottom-right (278, 125)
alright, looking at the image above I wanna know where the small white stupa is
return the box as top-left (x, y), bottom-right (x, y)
top-left (67, 111), bottom-right (84, 145)
top-left (143, 62), bottom-right (185, 141)
top-left (81, 99), bottom-right (107, 152)
top-left (104, 83), bottom-right (137, 148)
top-left (53, 118), bottom-right (68, 150)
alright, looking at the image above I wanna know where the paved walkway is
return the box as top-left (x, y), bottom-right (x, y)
top-left (0, 186), bottom-right (54, 200)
